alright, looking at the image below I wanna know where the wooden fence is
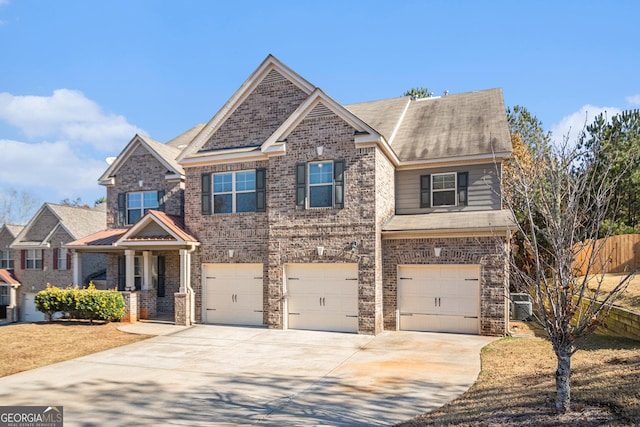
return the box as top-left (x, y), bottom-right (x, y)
top-left (573, 234), bottom-right (640, 276)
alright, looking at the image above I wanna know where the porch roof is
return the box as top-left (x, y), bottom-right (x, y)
top-left (382, 210), bottom-right (515, 237)
top-left (0, 269), bottom-right (20, 285)
top-left (65, 229), bottom-right (127, 251)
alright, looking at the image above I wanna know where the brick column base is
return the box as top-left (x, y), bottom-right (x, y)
top-left (121, 292), bottom-right (139, 323)
top-left (139, 290), bottom-right (157, 320)
top-left (174, 293), bottom-right (191, 326)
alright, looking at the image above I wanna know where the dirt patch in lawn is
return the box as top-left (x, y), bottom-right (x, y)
top-left (0, 321), bottom-right (151, 378)
top-left (397, 322), bottom-right (640, 426)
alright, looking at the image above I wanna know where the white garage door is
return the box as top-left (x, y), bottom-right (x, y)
top-left (22, 292), bottom-right (45, 323)
top-left (203, 263), bottom-right (264, 326)
top-left (398, 265), bottom-right (480, 334)
top-left (286, 263), bottom-right (358, 333)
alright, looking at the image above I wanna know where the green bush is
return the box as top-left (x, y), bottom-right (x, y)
top-left (35, 283), bottom-right (125, 323)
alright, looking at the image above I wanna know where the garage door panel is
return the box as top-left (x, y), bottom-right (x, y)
top-left (286, 263), bottom-right (358, 333)
top-left (203, 263), bottom-right (263, 326)
top-left (398, 265), bottom-right (480, 334)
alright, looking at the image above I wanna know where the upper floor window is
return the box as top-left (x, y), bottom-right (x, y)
top-left (24, 249), bottom-right (43, 270)
top-left (296, 160), bottom-right (345, 209)
top-left (213, 170), bottom-right (256, 213)
top-left (201, 169), bottom-right (266, 215)
top-left (0, 250), bottom-right (14, 270)
top-left (117, 190), bottom-right (165, 226)
top-left (420, 172), bottom-right (468, 208)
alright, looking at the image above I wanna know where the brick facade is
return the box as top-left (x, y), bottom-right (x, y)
top-left (106, 144), bottom-right (184, 229)
top-left (382, 236), bottom-right (509, 336)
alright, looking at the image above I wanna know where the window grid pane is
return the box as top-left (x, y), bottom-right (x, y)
top-left (431, 173), bottom-right (457, 206)
top-left (309, 162), bottom-right (333, 185)
top-left (212, 171), bottom-right (256, 214)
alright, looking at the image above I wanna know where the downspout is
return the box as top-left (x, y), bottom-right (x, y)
top-left (186, 243), bottom-right (197, 325)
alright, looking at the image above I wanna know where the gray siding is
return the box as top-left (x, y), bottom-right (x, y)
top-left (395, 163), bottom-right (502, 214)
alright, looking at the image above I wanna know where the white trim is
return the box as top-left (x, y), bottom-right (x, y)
top-left (431, 172), bottom-right (457, 207)
top-left (382, 229), bottom-right (511, 239)
top-left (116, 212), bottom-right (199, 246)
top-left (396, 152), bottom-right (511, 170)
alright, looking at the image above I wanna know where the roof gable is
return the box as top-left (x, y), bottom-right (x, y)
top-left (0, 269), bottom-right (20, 285)
top-left (11, 203), bottom-right (106, 248)
top-left (116, 210), bottom-right (198, 246)
top-left (178, 55), bottom-right (316, 162)
top-left (99, 134), bottom-right (183, 186)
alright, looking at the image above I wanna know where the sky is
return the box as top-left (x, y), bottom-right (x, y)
top-left (1, 0), bottom-right (639, 220)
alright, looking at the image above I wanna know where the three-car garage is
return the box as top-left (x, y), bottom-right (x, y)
top-left (201, 262), bottom-right (481, 335)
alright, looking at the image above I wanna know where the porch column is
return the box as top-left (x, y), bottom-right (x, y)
top-left (179, 248), bottom-right (190, 293)
top-left (125, 249), bottom-right (136, 291)
top-left (142, 251), bottom-right (152, 291)
top-left (72, 251), bottom-right (81, 286)
top-left (9, 284), bottom-right (19, 322)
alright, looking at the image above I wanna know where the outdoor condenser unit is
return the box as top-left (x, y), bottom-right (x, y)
top-left (510, 293), bottom-right (533, 320)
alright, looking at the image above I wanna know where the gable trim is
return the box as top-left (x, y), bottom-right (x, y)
top-left (178, 55), bottom-right (315, 163)
top-left (115, 211), bottom-right (199, 247)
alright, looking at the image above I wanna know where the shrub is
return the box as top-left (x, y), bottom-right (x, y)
top-left (35, 283), bottom-right (125, 323)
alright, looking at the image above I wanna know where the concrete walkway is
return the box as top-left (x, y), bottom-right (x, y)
top-left (0, 324), bottom-right (495, 426)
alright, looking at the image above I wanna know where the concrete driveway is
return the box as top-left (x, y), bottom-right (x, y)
top-left (0, 324), bottom-right (494, 426)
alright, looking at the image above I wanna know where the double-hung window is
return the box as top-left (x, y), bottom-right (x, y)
top-left (0, 251), bottom-right (14, 269)
top-left (213, 170), bottom-right (256, 213)
top-left (202, 169), bottom-right (266, 215)
top-left (296, 160), bottom-right (345, 209)
top-left (56, 248), bottom-right (68, 270)
top-left (127, 191), bottom-right (158, 224)
top-left (117, 190), bottom-right (165, 226)
top-left (308, 161), bottom-right (333, 208)
top-left (420, 172), bottom-right (468, 208)
top-left (25, 249), bottom-right (43, 270)
top-left (0, 286), bottom-right (8, 306)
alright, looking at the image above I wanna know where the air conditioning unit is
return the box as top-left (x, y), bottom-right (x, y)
top-left (510, 293), bottom-right (533, 320)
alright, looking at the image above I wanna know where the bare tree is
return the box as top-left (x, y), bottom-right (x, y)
top-left (0, 188), bottom-right (41, 226)
top-left (503, 135), bottom-right (637, 414)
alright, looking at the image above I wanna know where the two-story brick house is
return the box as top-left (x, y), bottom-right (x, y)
top-left (0, 224), bottom-right (23, 323)
top-left (71, 55), bottom-right (513, 335)
top-left (9, 203), bottom-right (107, 321)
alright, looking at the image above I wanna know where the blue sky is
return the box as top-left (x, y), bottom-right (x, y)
top-left (1, 0), bottom-right (639, 217)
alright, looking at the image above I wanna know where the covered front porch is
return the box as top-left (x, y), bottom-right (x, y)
top-left (66, 210), bottom-right (199, 325)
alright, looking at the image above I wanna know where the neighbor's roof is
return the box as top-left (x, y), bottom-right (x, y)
top-left (47, 203), bottom-right (107, 240)
top-left (1, 224), bottom-right (24, 238)
top-left (347, 89), bottom-right (512, 163)
top-left (382, 210), bottom-right (515, 235)
top-left (0, 269), bottom-right (20, 285)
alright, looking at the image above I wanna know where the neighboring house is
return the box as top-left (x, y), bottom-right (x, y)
top-left (10, 203), bottom-right (107, 322)
top-left (70, 55), bottom-right (513, 336)
top-left (0, 224), bottom-right (23, 323)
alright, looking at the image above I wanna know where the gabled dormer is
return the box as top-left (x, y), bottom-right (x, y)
top-left (0, 224), bottom-right (24, 270)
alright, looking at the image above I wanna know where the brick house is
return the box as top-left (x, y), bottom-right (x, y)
top-left (6, 203), bottom-right (107, 321)
top-left (71, 55), bottom-right (513, 335)
top-left (0, 224), bottom-right (23, 323)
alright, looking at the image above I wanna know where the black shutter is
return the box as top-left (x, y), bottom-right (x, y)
top-left (117, 193), bottom-right (126, 226)
top-left (420, 175), bottom-right (431, 208)
top-left (53, 248), bottom-right (58, 270)
top-left (295, 163), bottom-right (306, 208)
top-left (157, 190), bottom-right (166, 212)
top-left (255, 168), bottom-right (266, 212)
top-left (21, 250), bottom-right (25, 270)
top-left (67, 250), bottom-right (71, 271)
top-left (157, 256), bottom-right (166, 298)
top-left (334, 160), bottom-right (345, 209)
top-left (201, 173), bottom-right (211, 215)
top-left (117, 256), bottom-right (125, 291)
top-left (457, 172), bottom-right (469, 206)
top-left (40, 249), bottom-right (44, 270)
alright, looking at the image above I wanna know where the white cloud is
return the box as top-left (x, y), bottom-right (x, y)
top-left (626, 94), bottom-right (640, 106)
top-left (0, 138), bottom-right (108, 200)
top-left (550, 104), bottom-right (623, 145)
top-left (0, 89), bottom-right (146, 152)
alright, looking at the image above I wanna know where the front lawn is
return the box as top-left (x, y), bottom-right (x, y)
top-left (0, 321), bottom-right (150, 377)
top-left (398, 322), bottom-right (640, 426)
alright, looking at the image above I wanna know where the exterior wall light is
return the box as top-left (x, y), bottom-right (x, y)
top-left (434, 247), bottom-right (442, 257)
top-left (317, 246), bottom-right (324, 257)
top-left (316, 146), bottom-right (324, 156)
top-left (228, 249), bottom-right (234, 258)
